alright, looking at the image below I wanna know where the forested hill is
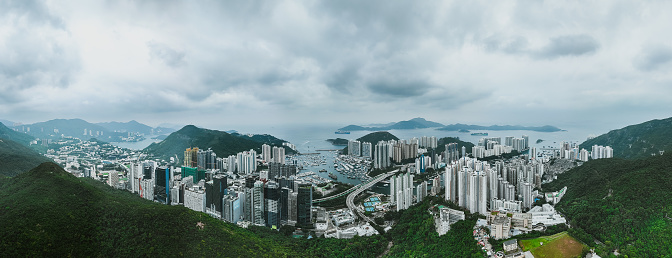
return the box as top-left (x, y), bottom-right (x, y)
top-left (143, 125), bottom-right (294, 161)
top-left (580, 116), bottom-right (672, 159)
top-left (0, 162), bottom-right (389, 257)
top-left (543, 154), bottom-right (672, 257)
top-left (0, 122), bottom-right (34, 146)
top-left (0, 138), bottom-right (52, 177)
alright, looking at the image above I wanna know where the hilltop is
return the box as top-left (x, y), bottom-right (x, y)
top-left (580, 116), bottom-right (672, 159)
top-left (0, 122), bottom-right (35, 145)
top-left (339, 117), bottom-right (444, 131)
top-left (543, 154), bottom-right (672, 257)
top-left (144, 125), bottom-right (294, 161)
top-left (0, 138), bottom-right (52, 177)
top-left (0, 162), bottom-right (390, 257)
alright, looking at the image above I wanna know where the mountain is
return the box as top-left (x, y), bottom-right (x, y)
top-left (0, 119), bottom-right (16, 126)
top-left (0, 162), bottom-right (389, 257)
top-left (96, 120), bottom-right (177, 135)
top-left (434, 137), bottom-right (475, 154)
top-left (543, 155), bottom-right (672, 257)
top-left (580, 117), bottom-right (672, 159)
top-left (338, 117), bottom-right (444, 131)
top-left (12, 118), bottom-right (110, 139)
top-left (0, 122), bottom-right (34, 145)
top-left (144, 125), bottom-right (294, 161)
top-left (96, 120), bottom-right (154, 134)
top-left (438, 123), bottom-right (562, 132)
top-left (341, 131), bottom-right (400, 154)
top-left (0, 138), bottom-right (52, 177)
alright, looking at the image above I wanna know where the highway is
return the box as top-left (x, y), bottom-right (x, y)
top-left (346, 167), bottom-right (401, 223)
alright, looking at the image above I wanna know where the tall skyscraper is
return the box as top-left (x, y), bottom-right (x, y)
top-left (297, 184), bottom-right (312, 226)
top-left (272, 146), bottom-right (285, 165)
top-left (262, 144), bottom-right (272, 163)
top-left (184, 147), bottom-right (199, 168)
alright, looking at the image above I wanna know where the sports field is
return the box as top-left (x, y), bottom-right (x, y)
top-left (520, 231), bottom-right (586, 258)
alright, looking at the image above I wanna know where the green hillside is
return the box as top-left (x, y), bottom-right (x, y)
top-left (0, 162), bottom-right (390, 257)
top-left (543, 155), bottom-right (672, 257)
top-left (338, 117), bottom-right (444, 131)
top-left (341, 131), bottom-right (400, 154)
top-left (580, 116), bottom-right (672, 159)
top-left (144, 125), bottom-right (293, 161)
top-left (0, 138), bottom-right (52, 177)
top-left (434, 137), bottom-right (474, 154)
top-left (0, 122), bottom-right (34, 145)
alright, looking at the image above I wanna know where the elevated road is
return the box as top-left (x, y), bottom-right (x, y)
top-left (346, 168), bottom-right (401, 223)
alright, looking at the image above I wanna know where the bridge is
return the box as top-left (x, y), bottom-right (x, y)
top-left (312, 168), bottom-right (397, 204)
top-left (346, 168), bottom-right (401, 223)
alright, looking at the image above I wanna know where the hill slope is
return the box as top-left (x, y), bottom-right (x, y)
top-left (0, 162), bottom-right (389, 257)
top-left (144, 125), bottom-right (293, 161)
top-left (580, 116), bottom-right (672, 159)
top-left (543, 155), bottom-right (672, 257)
top-left (0, 122), bottom-right (34, 145)
top-left (0, 163), bottom-right (297, 256)
top-left (0, 138), bottom-right (52, 177)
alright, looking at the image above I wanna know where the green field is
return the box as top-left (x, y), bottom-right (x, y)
top-left (520, 232), bottom-right (586, 258)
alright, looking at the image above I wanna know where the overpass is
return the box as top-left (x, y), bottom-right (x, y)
top-left (312, 169), bottom-right (397, 204)
top-left (346, 168), bottom-right (401, 223)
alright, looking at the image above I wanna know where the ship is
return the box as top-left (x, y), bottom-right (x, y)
top-left (471, 132), bottom-right (488, 136)
top-left (328, 173), bottom-right (338, 180)
top-left (335, 130), bottom-right (351, 134)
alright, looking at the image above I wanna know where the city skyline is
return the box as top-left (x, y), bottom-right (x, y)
top-left (1, 1), bottom-right (671, 131)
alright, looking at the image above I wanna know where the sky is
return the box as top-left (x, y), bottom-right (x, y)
top-left (1, 0), bottom-right (671, 132)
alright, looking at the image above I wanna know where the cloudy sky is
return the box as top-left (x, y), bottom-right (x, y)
top-left (1, 1), bottom-right (671, 131)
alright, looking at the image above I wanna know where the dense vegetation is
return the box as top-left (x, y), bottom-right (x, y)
top-left (326, 138), bottom-right (349, 145)
top-left (580, 116), bottom-right (672, 159)
top-left (0, 138), bottom-right (52, 177)
top-left (144, 125), bottom-right (293, 161)
top-left (342, 131), bottom-right (400, 154)
top-left (0, 122), bottom-right (35, 145)
top-left (433, 137), bottom-right (475, 154)
top-left (0, 162), bottom-right (390, 257)
top-left (438, 123), bottom-right (562, 132)
top-left (385, 196), bottom-right (483, 257)
top-left (543, 154), bottom-right (672, 257)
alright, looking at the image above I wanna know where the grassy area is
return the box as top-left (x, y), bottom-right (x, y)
top-left (520, 232), bottom-right (587, 258)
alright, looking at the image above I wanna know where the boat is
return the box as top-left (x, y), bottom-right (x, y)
top-left (329, 173), bottom-right (338, 180)
top-left (335, 130), bottom-right (351, 134)
top-left (471, 132), bottom-right (488, 136)
top-left (319, 169), bottom-right (327, 172)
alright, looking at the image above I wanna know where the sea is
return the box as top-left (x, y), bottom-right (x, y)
top-left (109, 124), bottom-right (606, 195)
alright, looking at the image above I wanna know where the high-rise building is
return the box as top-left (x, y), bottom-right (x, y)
top-left (361, 142), bottom-right (372, 159)
top-left (348, 140), bottom-right (361, 157)
top-left (237, 150), bottom-right (257, 174)
top-left (184, 185), bottom-right (206, 212)
top-left (262, 144), bottom-right (272, 163)
top-left (375, 141), bottom-right (391, 169)
top-left (184, 147), bottom-right (199, 168)
top-left (297, 183), bottom-right (313, 226)
top-left (223, 195), bottom-right (241, 223)
top-left (264, 182), bottom-right (280, 228)
top-left (272, 146), bottom-right (285, 165)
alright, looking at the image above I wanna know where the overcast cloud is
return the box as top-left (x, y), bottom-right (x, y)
top-left (0, 0), bottom-right (671, 131)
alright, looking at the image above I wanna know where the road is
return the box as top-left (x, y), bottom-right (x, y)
top-left (346, 168), bottom-right (400, 223)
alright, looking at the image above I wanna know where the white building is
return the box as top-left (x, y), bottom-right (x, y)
top-left (184, 186), bottom-right (206, 212)
top-left (437, 208), bottom-right (465, 235)
top-left (528, 204), bottom-right (566, 226)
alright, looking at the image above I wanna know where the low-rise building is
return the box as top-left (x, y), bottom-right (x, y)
top-left (492, 215), bottom-right (511, 240)
top-left (503, 239), bottom-right (518, 253)
top-left (528, 204), bottom-right (566, 226)
top-left (437, 207), bottom-right (465, 235)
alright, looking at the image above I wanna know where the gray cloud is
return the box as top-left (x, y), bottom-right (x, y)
top-left (535, 34), bottom-right (600, 59)
top-left (147, 41), bottom-right (186, 68)
top-left (633, 45), bottom-right (672, 71)
top-left (0, 0), bottom-right (80, 102)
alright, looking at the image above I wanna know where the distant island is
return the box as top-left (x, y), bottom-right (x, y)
top-left (338, 117), bottom-right (444, 131)
top-left (438, 124), bottom-right (563, 132)
top-left (326, 138), bottom-right (349, 146)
